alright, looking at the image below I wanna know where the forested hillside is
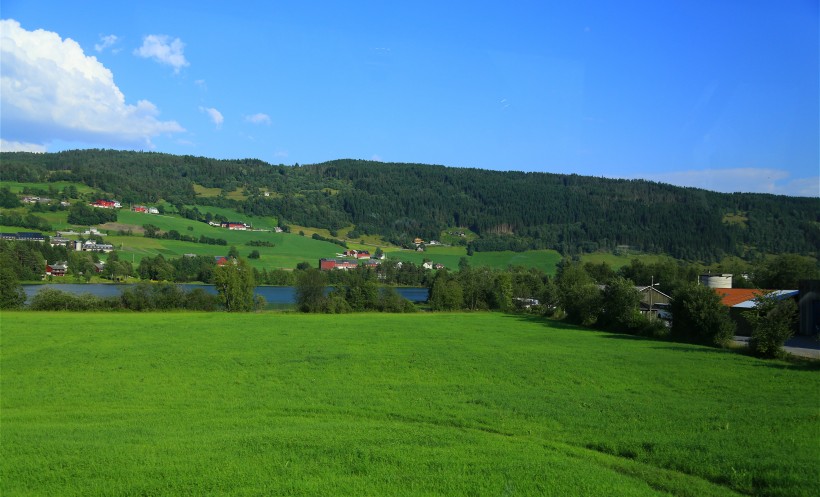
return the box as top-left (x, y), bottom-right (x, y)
top-left (2, 150), bottom-right (818, 261)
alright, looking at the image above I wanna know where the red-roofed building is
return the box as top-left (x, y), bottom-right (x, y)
top-left (715, 288), bottom-right (769, 308)
top-left (320, 258), bottom-right (358, 270)
top-left (221, 222), bottom-right (249, 230)
top-left (91, 199), bottom-right (119, 209)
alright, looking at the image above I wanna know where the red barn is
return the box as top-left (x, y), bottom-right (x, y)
top-left (320, 258), bottom-right (358, 270)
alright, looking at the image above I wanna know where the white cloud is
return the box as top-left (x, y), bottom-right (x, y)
top-left (0, 19), bottom-right (184, 151)
top-left (0, 139), bottom-right (46, 153)
top-left (134, 34), bottom-right (189, 73)
top-left (94, 34), bottom-right (119, 53)
top-left (639, 168), bottom-right (819, 197)
top-left (245, 113), bottom-right (271, 125)
top-left (200, 107), bottom-right (223, 128)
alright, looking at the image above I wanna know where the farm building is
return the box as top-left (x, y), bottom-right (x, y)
top-left (221, 222), bottom-right (250, 230)
top-left (2, 232), bottom-right (46, 242)
top-left (715, 288), bottom-right (799, 336)
top-left (91, 199), bottom-right (121, 209)
top-left (320, 258), bottom-right (359, 271)
top-left (46, 261), bottom-right (68, 277)
top-left (76, 240), bottom-right (114, 252)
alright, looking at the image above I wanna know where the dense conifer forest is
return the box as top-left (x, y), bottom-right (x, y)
top-left (2, 150), bottom-right (817, 262)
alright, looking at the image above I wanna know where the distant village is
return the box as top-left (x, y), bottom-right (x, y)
top-left (6, 196), bottom-right (452, 279)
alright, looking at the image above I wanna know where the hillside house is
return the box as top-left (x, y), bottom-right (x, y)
top-left (91, 199), bottom-right (121, 209)
top-left (77, 240), bottom-right (114, 252)
top-left (23, 196), bottom-right (52, 204)
top-left (636, 285), bottom-right (672, 320)
top-left (46, 261), bottom-right (68, 277)
top-left (50, 237), bottom-right (71, 247)
top-left (221, 221), bottom-right (250, 230)
top-left (214, 256), bottom-right (232, 266)
top-left (319, 258), bottom-right (358, 271)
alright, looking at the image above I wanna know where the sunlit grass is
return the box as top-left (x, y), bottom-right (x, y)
top-left (3, 312), bottom-right (814, 496)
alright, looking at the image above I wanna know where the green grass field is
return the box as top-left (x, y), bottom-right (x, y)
top-left (0, 180), bottom-right (95, 195)
top-left (579, 251), bottom-right (667, 270)
top-left (97, 211), bottom-right (341, 268)
top-left (387, 247), bottom-right (563, 274)
top-left (2, 312), bottom-right (816, 496)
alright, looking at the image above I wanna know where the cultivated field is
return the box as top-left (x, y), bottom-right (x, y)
top-left (2, 312), bottom-right (817, 496)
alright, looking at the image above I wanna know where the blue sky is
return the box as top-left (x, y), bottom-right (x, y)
top-left (1, 1), bottom-right (817, 196)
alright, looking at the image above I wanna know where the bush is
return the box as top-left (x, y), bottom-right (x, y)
top-left (745, 294), bottom-right (798, 359)
top-left (671, 284), bottom-right (735, 347)
top-left (185, 288), bottom-right (221, 311)
top-left (599, 276), bottom-right (643, 333)
top-left (0, 267), bottom-right (26, 309)
top-left (29, 288), bottom-right (118, 311)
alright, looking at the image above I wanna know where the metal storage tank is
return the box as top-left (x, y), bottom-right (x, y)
top-left (699, 273), bottom-right (733, 289)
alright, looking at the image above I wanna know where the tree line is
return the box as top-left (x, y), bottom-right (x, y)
top-left (2, 150), bottom-right (817, 262)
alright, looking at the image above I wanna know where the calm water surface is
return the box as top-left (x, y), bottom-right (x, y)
top-left (22, 284), bottom-right (429, 304)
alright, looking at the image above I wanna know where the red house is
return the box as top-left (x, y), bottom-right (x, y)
top-left (221, 222), bottom-right (249, 230)
top-left (356, 250), bottom-right (371, 259)
top-left (46, 261), bottom-right (68, 277)
top-left (319, 258), bottom-right (358, 270)
top-left (91, 199), bottom-right (121, 209)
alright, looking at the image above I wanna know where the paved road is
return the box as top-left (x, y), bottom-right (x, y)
top-left (732, 335), bottom-right (820, 360)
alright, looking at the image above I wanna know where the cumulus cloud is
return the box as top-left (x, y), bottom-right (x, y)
top-left (0, 19), bottom-right (184, 151)
top-left (245, 113), bottom-right (271, 125)
top-left (0, 139), bottom-right (46, 153)
top-left (200, 106), bottom-right (223, 128)
top-left (94, 34), bottom-right (119, 53)
top-left (134, 34), bottom-right (189, 73)
top-left (640, 168), bottom-right (819, 197)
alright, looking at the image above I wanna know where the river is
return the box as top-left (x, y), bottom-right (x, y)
top-left (22, 284), bottom-right (429, 304)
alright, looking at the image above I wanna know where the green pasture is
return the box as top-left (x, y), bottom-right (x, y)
top-left (193, 184), bottom-right (248, 201)
top-left (0, 180), bottom-right (95, 195)
top-left (387, 247), bottom-right (563, 274)
top-left (183, 205), bottom-right (280, 231)
top-left (3, 312), bottom-right (816, 497)
top-left (579, 251), bottom-right (666, 270)
top-left (105, 233), bottom-right (341, 270)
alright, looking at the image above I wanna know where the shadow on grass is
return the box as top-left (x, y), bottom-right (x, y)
top-left (500, 312), bottom-right (592, 332)
top-left (649, 344), bottom-right (731, 354)
top-left (499, 312), bottom-right (820, 369)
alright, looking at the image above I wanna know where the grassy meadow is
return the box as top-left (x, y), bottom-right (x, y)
top-left (2, 312), bottom-right (817, 496)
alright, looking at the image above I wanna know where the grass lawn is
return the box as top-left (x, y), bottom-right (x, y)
top-left (2, 312), bottom-right (816, 496)
top-left (387, 247), bottom-right (563, 275)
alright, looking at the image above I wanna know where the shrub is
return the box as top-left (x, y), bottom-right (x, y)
top-left (745, 293), bottom-right (798, 359)
top-left (29, 288), bottom-right (118, 311)
top-left (671, 284), bottom-right (735, 347)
